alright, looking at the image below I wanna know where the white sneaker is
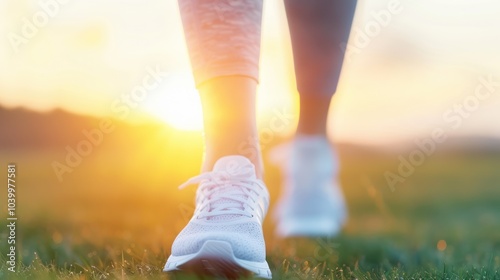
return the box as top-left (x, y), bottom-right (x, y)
top-left (271, 136), bottom-right (347, 237)
top-left (164, 156), bottom-right (272, 279)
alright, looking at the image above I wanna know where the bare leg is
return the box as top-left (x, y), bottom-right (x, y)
top-left (178, 0), bottom-right (264, 178)
top-left (296, 95), bottom-right (332, 136)
top-left (199, 76), bottom-right (262, 178)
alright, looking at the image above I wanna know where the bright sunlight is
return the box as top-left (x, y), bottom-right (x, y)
top-left (143, 73), bottom-right (204, 131)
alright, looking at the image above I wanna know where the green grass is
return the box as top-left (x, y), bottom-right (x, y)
top-left (1, 146), bottom-right (500, 279)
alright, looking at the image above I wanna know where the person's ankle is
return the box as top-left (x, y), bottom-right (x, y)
top-left (202, 152), bottom-right (264, 179)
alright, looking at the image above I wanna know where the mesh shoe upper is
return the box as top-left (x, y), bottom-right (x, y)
top-left (170, 156), bottom-right (269, 262)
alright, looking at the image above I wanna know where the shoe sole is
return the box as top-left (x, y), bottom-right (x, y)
top-left (276, 216), bottom-right (345, 237)
top-left (164, 240), bottom-right (272, 279)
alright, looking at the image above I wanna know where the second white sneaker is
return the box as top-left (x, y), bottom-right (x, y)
top-left (164, 155), bottom-right (272, 279)
top-left (272, 136), bottom-right (347, 237)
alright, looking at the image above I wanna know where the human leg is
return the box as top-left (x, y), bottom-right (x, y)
top-left (165, 0), bottom-right (271, 278)
top-left (178, 0), bottom-right (264, 177)
top-left (274, 0), bottom-right (357, 237)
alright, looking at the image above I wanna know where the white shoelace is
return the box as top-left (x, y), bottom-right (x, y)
top-left (179, 171), bottom-right (263, 219)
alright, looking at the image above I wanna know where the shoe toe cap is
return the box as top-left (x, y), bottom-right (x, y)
top-left (171, 221), bottom-right (266, 262)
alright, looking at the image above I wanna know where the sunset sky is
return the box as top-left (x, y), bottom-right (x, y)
top-left (1, 0), bottom-right (500, 145)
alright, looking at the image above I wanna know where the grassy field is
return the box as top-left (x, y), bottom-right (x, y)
top-left (1, 134), bottom-right (500, 279)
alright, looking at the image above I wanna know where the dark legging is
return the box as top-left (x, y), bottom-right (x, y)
top-left (178, 0), bottom-right (357, 97)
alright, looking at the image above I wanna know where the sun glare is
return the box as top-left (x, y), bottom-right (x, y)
top-left (143, 73), bottom-right (203, 131)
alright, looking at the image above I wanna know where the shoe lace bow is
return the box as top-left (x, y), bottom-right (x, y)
top-left (179, 171), bottom-right (262, 219)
